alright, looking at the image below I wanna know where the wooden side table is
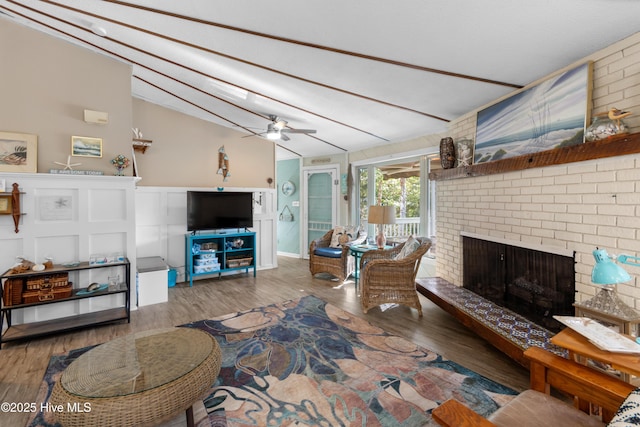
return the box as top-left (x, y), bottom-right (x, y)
top-left (551, 327), bottom-right (640, 383)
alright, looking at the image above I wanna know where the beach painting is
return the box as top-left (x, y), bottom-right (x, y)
top-left (0, 132), bottom-right (38, 173)
top-left (474, 62), bottom-right (591, 164)
top-left (71, 136), bottom-right (102, 158)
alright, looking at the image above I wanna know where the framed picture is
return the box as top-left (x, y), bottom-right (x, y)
top-left (0, 195), bottom-right (11, 214)
top-left (71, 136), bottom-right (102, 158)
top-left (474, 61), bottom-right (592, 164)
top-left (0, 131), bottom-right (38, 173)
top-left (455, 138), bottom-right (474, 167)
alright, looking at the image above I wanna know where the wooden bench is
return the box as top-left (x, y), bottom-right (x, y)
top-left (416, 277), bottom-right (566, 368)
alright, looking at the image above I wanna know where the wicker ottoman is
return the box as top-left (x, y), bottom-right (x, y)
top-left (50, 327), bottom-right (221, 427)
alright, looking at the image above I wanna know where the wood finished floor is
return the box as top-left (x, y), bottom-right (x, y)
top-left (0, 256), bottom-right (528, 426)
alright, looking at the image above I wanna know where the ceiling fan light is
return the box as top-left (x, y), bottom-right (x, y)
top-left (266, 130), bottom-right (280, 140)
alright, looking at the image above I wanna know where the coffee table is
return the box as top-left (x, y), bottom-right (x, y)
top-left (50, 327), bottom-right (221, 427)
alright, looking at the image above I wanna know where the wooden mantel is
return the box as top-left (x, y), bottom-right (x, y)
top-left (430, 132), bottom-right (640, 181)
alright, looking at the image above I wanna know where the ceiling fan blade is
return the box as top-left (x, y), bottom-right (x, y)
top-left (242, 132), bottom-right (266, 138)
top-left (280, 133), bottom-right (290, 141)
top-left (282, 129), bottom-right (317, 134)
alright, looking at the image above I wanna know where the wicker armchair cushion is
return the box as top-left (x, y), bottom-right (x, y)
top-left (609, 388), bottom-right (640, 426)
top-left (394, 235), bottom-right (420, 260)
top-left (314, 247), bottom-right (343, 258)
top-left (329, 226), bottom-right (359, 248)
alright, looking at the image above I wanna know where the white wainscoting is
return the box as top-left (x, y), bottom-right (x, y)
top-left (0, 173), bottom-right (138, 327)
top-left (134, 186), bottom-right (277, 284)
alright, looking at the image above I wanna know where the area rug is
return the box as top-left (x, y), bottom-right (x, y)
top-left (29, 295), bottom-right (518, 426)
top-left (186, 295), bottom-right (517, 426)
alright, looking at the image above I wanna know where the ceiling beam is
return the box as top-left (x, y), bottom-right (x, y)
top-left (36, 0), bottom-right (452, 122)
top-left (101, 0), bottom-right (523, 90)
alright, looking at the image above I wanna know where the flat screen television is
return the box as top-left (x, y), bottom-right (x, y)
top-left (187, 191), bottom-right (253, 232)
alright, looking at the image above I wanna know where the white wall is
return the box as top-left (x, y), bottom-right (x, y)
top-left (0, 173), bottom-right (138, 326)
top-left (135, 186), bottom-right (277, 284)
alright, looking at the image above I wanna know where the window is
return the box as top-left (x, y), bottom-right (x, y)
top-left (355, 155), bottom-right (437, 241)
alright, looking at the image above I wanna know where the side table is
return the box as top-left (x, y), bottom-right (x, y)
top-left (551, 327), bottom-right (640, 383)
top-left (349, 244), bottom-right (391, 286)
top-left (50, 327), bottom-right (221, 427)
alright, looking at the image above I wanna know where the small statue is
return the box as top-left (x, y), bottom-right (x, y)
top-left (607, 108), bottom-right (632, 132)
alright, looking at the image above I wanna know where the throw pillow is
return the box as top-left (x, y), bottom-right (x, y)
top-left (394, 236), bottom-right (420, 260)
top-left (330, 226), bottom-right (358, 248)
top-left (608, 388), bottom-right (640, 426)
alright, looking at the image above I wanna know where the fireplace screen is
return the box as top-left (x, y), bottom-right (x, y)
top-left (463, 236), bottom-right (575, 332)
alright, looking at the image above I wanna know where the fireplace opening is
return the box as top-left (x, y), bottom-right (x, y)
top-left (463, 236), bottom-right (575, 332)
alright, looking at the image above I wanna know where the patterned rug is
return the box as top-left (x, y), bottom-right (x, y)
top-left (29, 295), bottom-right (517, 426)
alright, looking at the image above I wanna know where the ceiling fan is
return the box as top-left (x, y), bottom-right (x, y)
top-left (261, 115), bottom-right (317, 141)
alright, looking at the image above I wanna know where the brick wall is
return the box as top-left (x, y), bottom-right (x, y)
top-left (437, 32), bottom-right (640, 309)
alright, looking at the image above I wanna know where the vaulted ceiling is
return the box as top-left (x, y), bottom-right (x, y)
top-left (2, 1), bottom-right (639, 160)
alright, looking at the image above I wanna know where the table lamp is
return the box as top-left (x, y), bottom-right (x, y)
top-left (367, 205), bottom-right (396, 249)
top-left (583, 248), bottom-right (640, 319)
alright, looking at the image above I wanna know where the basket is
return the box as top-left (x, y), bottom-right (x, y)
top-left (227, 257), bottom-right (253, 268)
top-left (200, 242), bottom-right (218, 251)
top-left (26, 273), bottom-right (69, 291)
top-left (22, 283), bottom-right (73, 304)
top-left (2, 278), bottom-right (23, 306)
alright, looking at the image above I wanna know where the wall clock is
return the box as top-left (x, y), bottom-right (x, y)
top-left (281, 180), bottom-right (296, 196)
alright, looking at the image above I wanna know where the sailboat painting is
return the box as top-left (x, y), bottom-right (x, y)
top-left (474, 62), bottom-right (591, 164)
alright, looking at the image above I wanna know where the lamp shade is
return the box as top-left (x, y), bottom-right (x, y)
top-left (591, 248), bottom-right (632, 285)
top-left (368, 205), bottom-right (396, 225)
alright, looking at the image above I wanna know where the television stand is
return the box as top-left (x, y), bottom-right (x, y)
top-left (185, 231), bottom-right (256, 286)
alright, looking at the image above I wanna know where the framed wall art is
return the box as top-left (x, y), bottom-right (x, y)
top-left (0, 194), bottom-right (11, 214)
top-left (474, 61), bottom-right (592, 164)
top-left (71, 136), bottom-right (102, 158)
top-left (0, 131), bottom-right (38, 173)
top-left (455, 138), bottom-right (474, 168)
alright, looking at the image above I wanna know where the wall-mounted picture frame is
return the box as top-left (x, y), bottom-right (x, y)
top-left (71, 136), bottom-right (102, 158)
top-left (474, 61), bottom-right (592, 164)
top-left (0, 131), bottom-right (38, 173)
top-left (0, 194), bottom-right (12, 214)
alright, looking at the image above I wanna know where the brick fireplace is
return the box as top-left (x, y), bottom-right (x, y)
top-left (462, 234), bottom-right (575, 332)
top-left (433, 33), bottom-right (640, 316)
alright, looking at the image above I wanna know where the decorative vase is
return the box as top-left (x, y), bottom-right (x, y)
top-left (585, 113), bottom-right (628, 142)
top-left (439, 137), bottom-right (456, 169)
top-left (111, 154), bottom-right (130, 176)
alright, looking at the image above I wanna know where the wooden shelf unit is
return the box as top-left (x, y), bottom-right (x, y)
top-left (0, 260), bottom-right (131, 348)
top-left (430, 132), bottom-right (640, 181)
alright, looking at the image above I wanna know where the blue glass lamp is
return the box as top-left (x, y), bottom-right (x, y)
top-left (582, 248), bottom-right (639, 319)
top-left (591, 248), bottom-right (631, 285)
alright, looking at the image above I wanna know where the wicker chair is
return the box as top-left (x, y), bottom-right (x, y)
top-left (309, 229), bottom-right (366, 282)
top-left (360, 237), bottom-right (431, 317)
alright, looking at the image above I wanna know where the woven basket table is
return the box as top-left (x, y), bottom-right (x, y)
top-left (50, 327), bottom-right (221, 427)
